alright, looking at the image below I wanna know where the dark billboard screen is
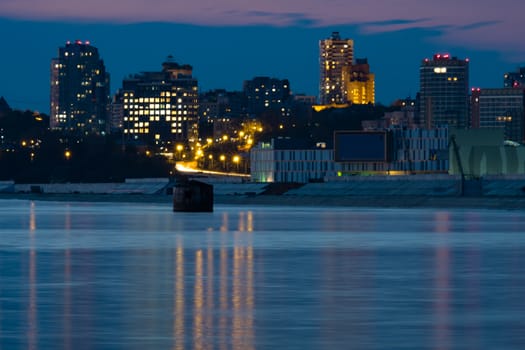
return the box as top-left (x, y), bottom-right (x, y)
top-left (334, 131), bottom-right (392, 162)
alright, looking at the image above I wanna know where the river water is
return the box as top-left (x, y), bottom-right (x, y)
top-left (0, 199), bottom-right (524, 349)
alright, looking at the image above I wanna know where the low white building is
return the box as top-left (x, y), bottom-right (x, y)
top-left (250, 138), bottom-right (337, 183)
top-left (251, 128), bottom-right (450, 183)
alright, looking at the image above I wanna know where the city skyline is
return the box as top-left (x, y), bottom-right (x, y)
top-left (0, 1), bottom-right (524, 112)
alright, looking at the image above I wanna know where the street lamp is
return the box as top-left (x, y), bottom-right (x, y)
top-left (220, 154), bottom-right (226, 170)
top-left (232, 155), bottom-right (240, 172)
top-left (176, 144), bottom-right (183, 160)
top-left (64, 150), bottom-right (72, 161)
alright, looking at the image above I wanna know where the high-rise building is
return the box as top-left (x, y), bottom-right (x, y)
top-left (346, 58), bottom-right (375, 105)
top-left (319, 32), bottom-right (354, 105)
top-left (419, 54), bottom-right (469, 128)
top-left (504, 67), bottom-right (525, 88)
top-left (50, 40), bottom-right (110, 135)
top-left (471, 87), bottom-right (525, 144)
top-left (121, 57), bottom-right (198, 150)
top-left (243, 76), bottom-right (291, 118)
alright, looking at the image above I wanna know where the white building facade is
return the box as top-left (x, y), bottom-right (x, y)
top-left (250, 128), bottom-right (450, 183)
top-left (250, 139), bottom-right (337, 183)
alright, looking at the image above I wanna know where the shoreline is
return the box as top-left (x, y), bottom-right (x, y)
top-left (1, 193), bottom-right (525, 210)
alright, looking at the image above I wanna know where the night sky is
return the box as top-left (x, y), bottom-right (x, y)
top-left (0, 0), bottom-right (523, 113)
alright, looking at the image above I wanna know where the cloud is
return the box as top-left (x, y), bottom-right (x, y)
top-left (0, 0), bottom-right (523, 57)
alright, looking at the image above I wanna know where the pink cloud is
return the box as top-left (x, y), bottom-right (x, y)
top-left (1, 0), bottom-right (523, 56)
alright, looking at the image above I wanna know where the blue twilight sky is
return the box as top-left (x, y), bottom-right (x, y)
top-left (0, 0), bottom-right (524, 113)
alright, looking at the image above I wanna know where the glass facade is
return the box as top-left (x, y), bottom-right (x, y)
top-left (50, 41), bottom-right (110, 135)
top-left (471, 88), bottom-right (525, 144)
top-left (419, 54), bottom-right (469, 129)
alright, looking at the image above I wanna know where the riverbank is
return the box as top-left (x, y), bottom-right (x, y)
top-left (1, 192), bottom-right (525, 210)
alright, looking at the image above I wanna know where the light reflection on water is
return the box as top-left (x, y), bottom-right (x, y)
top-left (0, 200), bottom-right (525, 349)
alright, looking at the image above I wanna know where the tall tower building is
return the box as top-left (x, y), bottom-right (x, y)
top-left (346, 58), bottom-right (375, 105)
top-left (121, 56), bottom-right (198, 150)
top-left (50, 40), bottom-right (110, 135)
top-left (419, 54), bottom-right (469, 128)
top-left (319, 32), bottom-right (354, 105)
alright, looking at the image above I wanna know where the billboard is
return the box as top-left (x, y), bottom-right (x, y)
top-left (334, 131), bottom-right (392, 162)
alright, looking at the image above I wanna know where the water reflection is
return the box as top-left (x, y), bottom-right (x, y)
top-left (219, 242), bottom-right (228, 350)
top-left (433, 211), bottom-right (450, 349)
top-left (63, 204), bottom-right (72, 350)
top-left (2, 201), bottom-right (524, 349)
top-left (28, 202), bottom-right (37, 350)
top-left (193, 249), bottom-right (204, 350)
top-left (173, 241), bottom-right (184, 350)
top-left (170, 210), bottom-right (255, 349)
